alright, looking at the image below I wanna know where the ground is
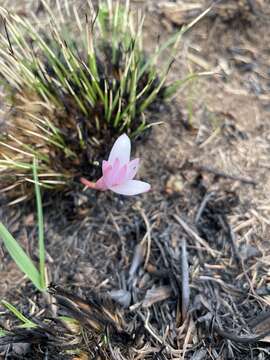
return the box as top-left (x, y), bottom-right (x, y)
top-left (1, 1), bottom-right (270, 359)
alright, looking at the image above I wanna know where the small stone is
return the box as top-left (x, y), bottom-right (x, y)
top-left (165, 175), bottom-right (184, 194)
top-left (74, 193), bottom-right (88, 206)
top-left (109, 289), bottom-right (131, 308)
top-left (24, 213), bottom-right (34, 226)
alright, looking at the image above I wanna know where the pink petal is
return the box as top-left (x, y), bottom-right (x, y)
top-left (126, 158), bottom-right (140, 180)
top-left (102, 162), bottom-right (113, 187)
top-left (110, 180), bottom-right (151, 195)
top-left (102, 160), bottom-right (110, 173)
top-left (108, 134), bottom-right (131, 166)
top-left (103, 158), bottom-right (120, 187)
top-left (112, 164), bottom-right (127, 185)
top-left (112, 158), bottom-right (121, 171)
top-left (95, 176), bottom-right (108, 190)
top-left (97, 160), bottom-right (112, 190)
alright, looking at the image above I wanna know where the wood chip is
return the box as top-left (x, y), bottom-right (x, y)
top-left (142, 286), bottom-right (172, 308)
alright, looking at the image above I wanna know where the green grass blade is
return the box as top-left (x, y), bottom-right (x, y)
top-left (33, 159), bottom-right (46, 290)
top-left (0, 223), bottom-right (42, 291)
top-left (1, 300), bottom-right (36, 328)
top-left (162, 74), bottom-right (199, 99)
top-left (0, 330), bottom-right (7, 336)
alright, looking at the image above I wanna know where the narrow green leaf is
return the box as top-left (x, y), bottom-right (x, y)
top-left (1, 300), bottom-right (36, 328)
top-left (33, 159), bottom-right (46, 290)
top-left (163, 74), bottom-right (199, 99)
top-left (0, 329), bottom-right (8, 336)
top-left (0, 223), bottom-right (42, 291)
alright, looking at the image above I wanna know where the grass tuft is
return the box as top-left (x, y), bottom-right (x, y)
top-left (0, 0), bottom-right (199, 201)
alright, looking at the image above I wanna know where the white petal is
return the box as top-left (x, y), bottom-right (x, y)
top-left (110, 180), bottom-right (151, 195)
top-left (108, 134), bottom-right (131, 165)
top-left (127, 158), bottom-right (140, 180)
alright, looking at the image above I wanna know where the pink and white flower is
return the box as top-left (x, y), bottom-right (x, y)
top-left (81, 134), bottom-right (150, 195)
